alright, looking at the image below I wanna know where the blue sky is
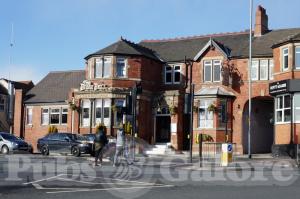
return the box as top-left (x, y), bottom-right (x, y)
top-left (0, 0), bottom-right (300, 83)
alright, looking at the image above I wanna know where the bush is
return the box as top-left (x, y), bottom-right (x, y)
top-left (48, 125), bottom-right (58, 133)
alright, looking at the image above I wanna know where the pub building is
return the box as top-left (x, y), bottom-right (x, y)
top-left (21, 6), bottom-right (300, 155)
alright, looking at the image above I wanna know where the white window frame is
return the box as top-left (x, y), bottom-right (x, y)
top-left (50, 108), bottom-right (60, 125)
top-left (173, 65), bottom-right (181, 84)
top-left (295, 46), bottom-right (300, 69)
top-left (294, 93), bottom-right (300, 123)
top-left (61, 108), bottom-right (68, 125)
top-left (213, 60), bottom-right (221, 82)
top-left (41, 108), bottom-right (49, 125)
top-left (198, 99), bottom-right (214, 129)
top-left (94, 99), bottom-right (111, 126)
top-left (251, 60), bottom-right (259, 80)
top-left (275, 94), bottom-right (291, 124)
top-left (269, 59), bottom-right (274, 80)
top-left (82, 100), bottom-right (91, 127)
top-left (114, 99), bottom-right (125, 127)
top-left (94, 56), bottom-right (112, 78)
top-left (116, 57), bottom-right (127, 77)
top-left (26, 107), bottom-right (33, 125)
top-left (204, 60), bottom-right (212, 82)
top-left (259, 59), bottom-right (269, 80)
top-left (282, 48), bottom-right (289, 71)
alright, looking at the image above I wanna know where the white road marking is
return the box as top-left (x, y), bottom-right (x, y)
top-left (46, 184), bottom-right (174, 194)
top-left (32, 183), bottom-right (83, 190)
top-left (23, 174), bottom-right (65, 185)
top-left (56, 177), bottom-right (145, 185)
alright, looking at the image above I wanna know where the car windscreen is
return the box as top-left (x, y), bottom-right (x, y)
top-left (1, 134), bottom-right (20, 141)
top-left (84, 134), bottom-right (95, 141)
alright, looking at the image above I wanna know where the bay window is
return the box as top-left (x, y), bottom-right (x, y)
top-left (295, 46), bottom-right (300, 69)
top-left (116, 57), bottom-right (126, 77)
top-left (282, 48), bottom-right (289, 71)
top-left (94, 99), bottom-right (111, 126)
top-left (198, 99), bottom-right (214, 128)
top-left (94, 57), bottom-right (112, 78)
top-left (276, 94), bottom-right (291, 123)
top-left (82, 100), bottom-right (90, 127)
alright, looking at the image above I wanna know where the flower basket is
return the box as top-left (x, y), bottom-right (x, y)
top-left (207, 104), bottom-right (218, 112)
top-left (68, 101), bottom-right (80, 112)
top-left (169, 105), bottom-right (178, 115)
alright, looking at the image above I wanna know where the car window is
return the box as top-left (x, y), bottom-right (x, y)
top-left (1, 133), bottom-right (19, 141)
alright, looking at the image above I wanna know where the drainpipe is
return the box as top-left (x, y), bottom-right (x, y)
top-left (290, 93), bottom-right (294, 146)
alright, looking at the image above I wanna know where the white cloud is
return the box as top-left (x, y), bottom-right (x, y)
top-left (0, 64), bottom-right (45, 84)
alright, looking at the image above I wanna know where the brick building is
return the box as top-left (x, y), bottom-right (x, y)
top-left (22, 5), bottom-right (300, 155)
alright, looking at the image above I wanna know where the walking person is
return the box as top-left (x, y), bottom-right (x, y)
top-left (113, 124), bottom-right (132, 167)
top-left (94, 126), bottom-right (108, 167)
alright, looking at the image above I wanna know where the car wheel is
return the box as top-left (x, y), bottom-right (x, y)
top-left (41, 146), bottom-right (49, 156)
top-left (71, 146), bottom-right (81, 157)
top-left (1, 145), bottom-right (9, 154)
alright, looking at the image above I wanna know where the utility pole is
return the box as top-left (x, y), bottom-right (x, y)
top-left (248, 0), bottom-right (253, 159)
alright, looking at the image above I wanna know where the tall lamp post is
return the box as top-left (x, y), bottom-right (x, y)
top-left (248, 0), bottom-right (253, 159)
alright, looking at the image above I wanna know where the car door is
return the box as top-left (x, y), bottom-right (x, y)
top-left (47, 133), bottom-right (60, 151)
top-left (0, 135), bottom-right (4, 149)
top-left (58, 134), bottom-right (72, 153)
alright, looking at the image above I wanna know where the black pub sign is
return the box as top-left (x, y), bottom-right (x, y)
top-left (269, 80), bottom-right (289, 95)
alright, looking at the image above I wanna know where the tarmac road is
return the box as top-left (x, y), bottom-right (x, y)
top-left (0, 154), bottom-right (300, 199)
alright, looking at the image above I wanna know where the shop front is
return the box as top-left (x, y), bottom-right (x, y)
top-left (269, 79), bottom-right (300, 157)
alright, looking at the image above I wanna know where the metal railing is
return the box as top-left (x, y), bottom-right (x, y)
top-left (202, 142), bottom-right (236, 166)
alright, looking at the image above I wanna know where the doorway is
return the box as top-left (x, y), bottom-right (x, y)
top-left (155, 116), bottom-right (171, 143)
top-left (242, 97), bottom-right (274, 154)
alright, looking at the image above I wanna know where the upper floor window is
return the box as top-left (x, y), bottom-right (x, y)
top-left (165, 65), bottom-right (181, 84)
top-left (282, 48), bottom-right (289, 71)
top-left (204, 60), bottom-right (221, 82)
top-left (116, 58), bottom-right (127, 77)
top-left (26, 107), bottom-right (33, 125)
top-left (295, 46), bottom-right (300, 69)
top-left (0, 95), bottom-right (5, 112)
top-left (95, 57), bottom-right (112, 78)
top-left (251, 59), bottom-right (273, 81)
top-left (275, 94), bottom-right (291, 123)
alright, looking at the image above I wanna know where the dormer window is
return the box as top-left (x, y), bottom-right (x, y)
top-left (95, 57), bottom-right (112, 78)
top-left (204, 60), bottom-right (221, 82)
top-left (282, 48), bottom-right (289, 71)
top-left (116, 57), bottom-right (127, 77)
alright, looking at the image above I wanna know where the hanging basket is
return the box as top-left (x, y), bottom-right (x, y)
top-left (169, 105), bottom-right (178, 115)
top-left (207, 103), bottom-right (218, 112)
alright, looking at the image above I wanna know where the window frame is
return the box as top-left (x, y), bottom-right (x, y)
top-left (26, 107), bottom-right (33, 125)
top-left (164, 64), bottom-right (181, 85)
top-left (164, 65), bottom-right (173, 84)
top-left (81, 100), bottom-right (91, 127)
top-left (259, 59), bottom-right (269, 80)
top-left (275, 94), bottom-right (291, 124)
top-left (213, 60), bottom-right (221, 82)
top-left (61, 108), bottom-right (68, 125)
top-left (114, 99), bottom-right (125, 127)
top-left (116, 57), bottom-right (127, 78)
top-left (269, 59), bottom-right (274, 80)
top-left (294, 93), bottom-right (300, 123)
top-left (203, 60), bottom-right (213, 82)
top-left (94, 56), bottom-right (112, 78)
top-left (295, 46), bottom-right (300, 69)
top-left (251, 60), bottom-right (259, 81)
top-left (173, 65), bottom-right (181, 84)
top-left (282, 48), bottom-right (289, 71)
top-left (198, 99), bottom-right (214, 129)
top-left (41, 108), bottom-right (49, 125)
top-left (50, 108), bottom-right (60, 125)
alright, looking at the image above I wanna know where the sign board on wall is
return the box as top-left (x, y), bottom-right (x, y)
top-left (269, 80), bottom-right (289, 95)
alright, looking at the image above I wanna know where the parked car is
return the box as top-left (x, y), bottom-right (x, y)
top-left (82, 134), bottom-right (116, 157)
top-left (0, 132), bottom-right (33, 154)
top-left (37, 133), bottom-right (92, 157)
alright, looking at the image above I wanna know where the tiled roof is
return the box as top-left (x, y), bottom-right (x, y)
top-left (139, 28), bottom-right (300, 62)
top-left (85, 37), bottom-right (161, 62)
top-left (25, 70), bottom-right (85, 104)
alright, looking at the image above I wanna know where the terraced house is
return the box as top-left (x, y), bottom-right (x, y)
top-left (22, 5), bottom-right (300, 155)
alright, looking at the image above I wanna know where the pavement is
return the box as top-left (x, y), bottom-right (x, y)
top-left (0, 153), bottom-right (300, 199)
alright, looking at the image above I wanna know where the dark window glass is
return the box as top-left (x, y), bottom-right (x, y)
top-left (104, 107), bottom-right (110, 118)
top-left (50, 114), bottom-right (60, 124)
top-left (284, 109), bottom-right (291, 122)
top-left (95, 107), bottom-right (101, 118)
top-left (284, 95), bottom-right (291, 108)
top-left (83, 108), bottom-right (89, 119)
top-left (166, 73), bottom-right (172, 83)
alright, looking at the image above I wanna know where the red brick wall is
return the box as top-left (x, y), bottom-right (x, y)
top-left (13, 89), bottom-right (23, 138)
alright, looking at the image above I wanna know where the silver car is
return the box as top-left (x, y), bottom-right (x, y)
top-left (0, 132), bottom-right (33, 154)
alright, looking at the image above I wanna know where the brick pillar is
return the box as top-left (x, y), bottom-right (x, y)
top-left (13, 89), bottom-right (23, 137)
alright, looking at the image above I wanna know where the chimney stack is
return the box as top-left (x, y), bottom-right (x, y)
top-left (254, 5), bottom-right (269, 37)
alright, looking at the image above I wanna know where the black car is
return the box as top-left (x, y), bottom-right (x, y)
top-left (37, 133), bottom-right (91, 157)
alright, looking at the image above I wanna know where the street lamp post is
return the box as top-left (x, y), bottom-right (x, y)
top-left (248, 0), bottom-right (253, 159)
